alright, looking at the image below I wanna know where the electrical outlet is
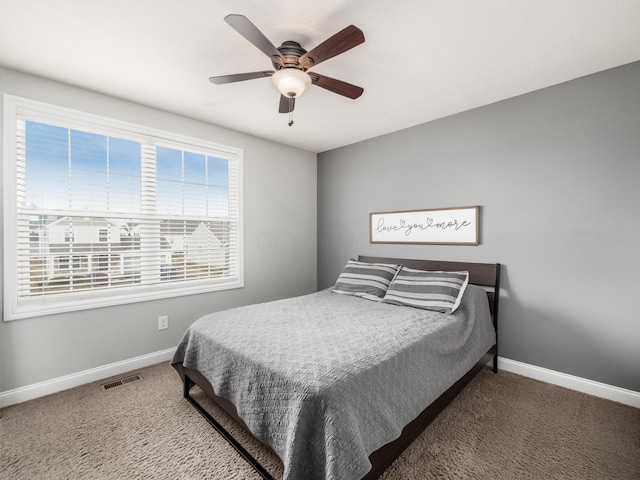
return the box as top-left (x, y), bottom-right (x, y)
top-left (158, 315), bottom-right (169, 330)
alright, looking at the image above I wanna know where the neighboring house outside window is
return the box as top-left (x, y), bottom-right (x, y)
top-left (3, 95), bottom-right (244, 320)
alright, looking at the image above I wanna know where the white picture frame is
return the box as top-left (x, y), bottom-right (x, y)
top-left (370, 206), bottom-right (479, 245)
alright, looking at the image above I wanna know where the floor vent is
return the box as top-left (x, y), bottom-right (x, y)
top-left (102, 374), bottom-right (142, 390)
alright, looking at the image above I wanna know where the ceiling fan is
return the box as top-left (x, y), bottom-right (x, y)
top-left (209, 14), bottom-right (365, 125)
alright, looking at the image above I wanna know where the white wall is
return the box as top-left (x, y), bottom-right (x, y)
top-left (0, 67), bottom-right (318, 392)
top-left (317, 61), bottom-right (640, 392)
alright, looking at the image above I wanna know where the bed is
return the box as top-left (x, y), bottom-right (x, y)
top-left (172, 255), bottom-right (501, 480)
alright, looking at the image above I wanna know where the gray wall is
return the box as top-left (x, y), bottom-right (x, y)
top-left (318, 61), bottom-right (640, 392)
top-left (0, 67), bottom-right (318, 392)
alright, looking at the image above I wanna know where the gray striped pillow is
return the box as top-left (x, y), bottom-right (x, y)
top-left (332, 260), bottom-right (401, 302)
top-left (382, 267), bottom-right (469, 313)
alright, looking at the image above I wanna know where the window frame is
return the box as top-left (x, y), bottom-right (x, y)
top-left (3, 94), bottom-right (244, 321)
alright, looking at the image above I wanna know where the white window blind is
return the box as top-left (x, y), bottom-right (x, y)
top-left (3, 95), bottom-right (243, 320)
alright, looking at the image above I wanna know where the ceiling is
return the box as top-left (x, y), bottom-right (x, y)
top-left (1, 0), bottom-right (639, 153)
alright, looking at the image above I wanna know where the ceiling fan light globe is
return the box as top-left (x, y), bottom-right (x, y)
top-left (272, 69), bottom-right (311, 98)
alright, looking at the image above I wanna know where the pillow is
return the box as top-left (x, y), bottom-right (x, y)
top-left (382, 267), bottom-right (469, 313)
top-left (332, 259), bottom-right (401, 301)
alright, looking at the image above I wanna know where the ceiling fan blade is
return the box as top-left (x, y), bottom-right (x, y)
top-left (299, 25), bottom-right (365, 67)
top-left (309, 72), bottom-right (364, 99)
top-left (209, 71), bottom-right (274, 84)
top-left (279, 95), bottom-right (295, 113)
top-left (224, 14), bottom-right (284, 61)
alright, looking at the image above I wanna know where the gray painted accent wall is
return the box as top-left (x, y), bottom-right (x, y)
top-left (0, 67), bottom-right (318, 392)
top-left (318, 61), bottom-right (640, 392)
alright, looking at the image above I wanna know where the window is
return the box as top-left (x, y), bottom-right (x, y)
top-left (3, 95), bottom-right (243, 320)
top-left (64, 228), bottom-right (75, 243)
top-left (55, 255), bottom-right (88, 273)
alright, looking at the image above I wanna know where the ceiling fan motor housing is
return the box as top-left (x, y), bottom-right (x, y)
top-left (271, 41), bottom-right (313, 70)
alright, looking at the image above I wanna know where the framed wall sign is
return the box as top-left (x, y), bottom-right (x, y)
top-left (370, 206), bottom-right (479, 245)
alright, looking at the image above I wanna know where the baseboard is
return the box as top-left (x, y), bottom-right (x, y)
top-left (2, 351), bottom-right (638, 410)
top-left (498, 357), bottom-right (640, 409)
top-left (0, 347), bottom-right (176, 408)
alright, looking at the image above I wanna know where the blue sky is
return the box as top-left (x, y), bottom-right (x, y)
top-left (25, 121), bottom-right (229, 217)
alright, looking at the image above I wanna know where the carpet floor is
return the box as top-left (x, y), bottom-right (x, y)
top-left (1, 362), bottom-right (638, 479)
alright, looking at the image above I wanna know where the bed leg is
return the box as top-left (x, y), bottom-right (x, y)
top-left (492, 354), bottom-right (498, 373)
top-left (183, 374), bottom-right (195, 397)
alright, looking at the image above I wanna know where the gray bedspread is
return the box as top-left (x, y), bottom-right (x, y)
top-left (172, 285), bottom-right (495, 480)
